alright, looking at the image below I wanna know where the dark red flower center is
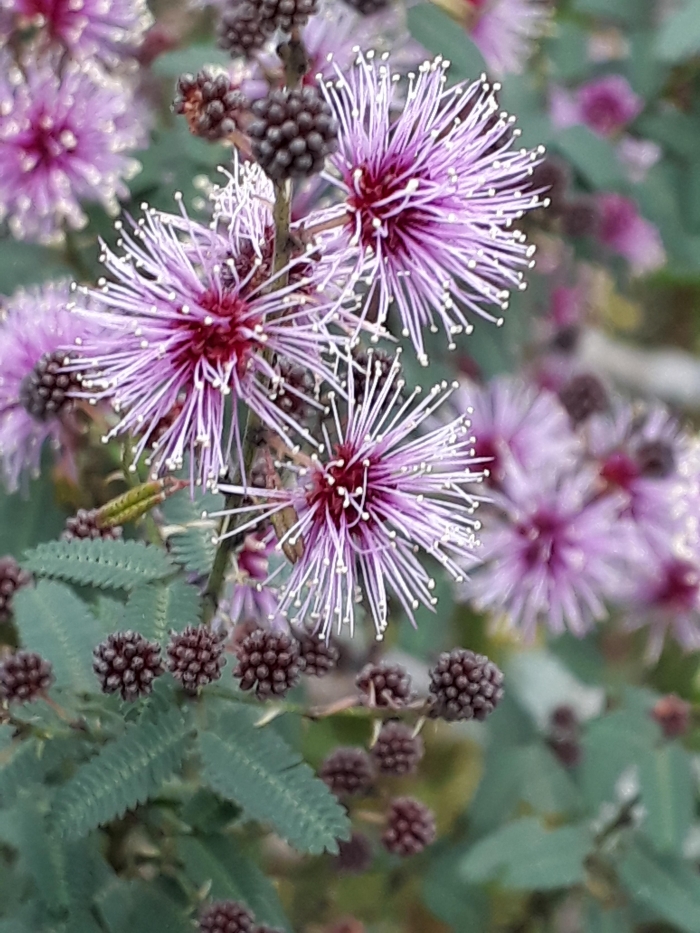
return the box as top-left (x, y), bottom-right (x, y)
top-left (177, 289), bottom-right (258, 371)
top-left (346, 163), bottom-right (424, 256)
top-left (653, 560), bottom-right (699, 612)
top-left (600, 451), bottom-right (639, 491)
top-left (307, 442), bottom-right (375, 528)
top-left (16, 0), bottom-right (79, 40)
top-left (517, 509), bottom-right (564, 569)
top-left (21, 108), bottom-right (76, 170)
top-left (473, 435), bottom-right (501, 486)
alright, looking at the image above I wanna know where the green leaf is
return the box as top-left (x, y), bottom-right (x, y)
top-left (178, 835), bottom-right (290, 930)
top-left (551, 126), bottom-right (625, 191)
top-left (12, 581), bottom-right (105, 694)
top-left (639, 743), bottom-right (694, 854)
top-left (97, 879), bottom-right (192, 933)
top-left (618, 840), bottom-right (700, 932)
top-left (199, 706), bottom-right (350, 854)
top-left (406, 4), bottom-right (486, 82)
top-left (0, 473), bottom-right (67, 558)
top-left (423, 849), bottom-right (489, 932)
top-left (460, 817), bottom-right (592, 890)
top-left (160, 490), bottom-right (222, 576)
top-left (123, 580), bottom-right (200, 644)
top-left (585, 900), bottom-right (634, 933)
top-left (54, 706), bottom-right (191, 840)
top-left (573, 0), bottom-right (649, 25)
top-left (514, 745), bottom-right (581, 815)
top-left (0, 735), bottom-right (71, 807)
top-left (0, 240), bottom-right (72, 295)
top-left (150, 44), bottom-right (231, 78)
top-left (655, 0), bottom-right (700, 62)
top-left (9, 793), bottom-right (68, 912)
top-left (23, 539), bottom-right (175, 590)
top-left (580, 710), bottom-right (659, 809)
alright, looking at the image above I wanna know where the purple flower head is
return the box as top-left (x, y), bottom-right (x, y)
top-left (216, 352), bottom-right (484, 639)
top-left (0, 280), bottom-right (94, 492)
top-left (467, 463), bottom-right (636, 640)
top-left (452, 376), bottom-right (578, 487)
top-left (0, 55), bottom-right (145, 243)
top-left (0, 0), bottom-right (152, 64)
top-left (596, 193), bottom-right (665, 276)
top-left (316, 54), bottom-right (545, 364)
top-left (219, 531), bottom-right (284, 630)
top-left (625, 549), bottom-right (700, 662)
top-left (73, 164), bottom-right (342, 488)
top-left (577, 75), bottom-right (643, 137)
top-left (467, 0), bottom-right (552, 77)
top-left (589, 402), bottom-right (685, 548)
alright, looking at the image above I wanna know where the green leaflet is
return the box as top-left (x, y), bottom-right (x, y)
top-left (460, 817), bottom-right (593, 890)
top-left (198, 706), bottom-right (350, 855)
top-left (160, 490), bottom-right (222, 576)
top-left (178, 835), bottom-right (290, 930)
top-left (122, 579), bottom-right (201, 643)
top-left (22, 540), bottom-right (174, 591)
top-left (53, 706), bottom-right (191, 841)
top-left (12, 580), bottom-right (105, 694)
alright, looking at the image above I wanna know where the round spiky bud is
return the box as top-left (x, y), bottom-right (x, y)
top-left (174, 69), bottom-right (250, 141)
top-left (167, 625), bottom-right (227, 692)
top-left (296, 631), bottom-right (339, 677)
top-left (356, 662), bottom-right (413, 708)
top-left (372, 721), bottom-right (424, 776)
top-left (340, 0), bottom-right (390, 13)
top-left (428, 648), bottom-right (504, 722)
top-left (61, 509), bottom-right (123, 542)
top-left (0, 556), bottom-right (31, 622)
top-left (251, 0), bottom-right (318, 31)
top-left (93, 631), bottom-right (165, 701)
top-left (561, 198), bottom-right (600, 238)
top-left (217, 3), bottom-right (270, 59)
top-left (637, 440), bottom-right (676, 479)
top-left (18, 351), bottom-right (81, 422)
top-left (234, 629), bottom-right (301, 699)
top-left (382, 797), bottom-right (436, 857)
top-left (199, 900), bottom-right (254, 933)
top-left (333, 832), bottom-right (373, 874)
top-left (320, 747), bottom-right (375, 798)
top-left (248, 86), bottom-right (338, 181)
top-left (272, 362), bottom-right (316, 425)
top-left (0, 651), bottom-right (53, 703)
top-left (558, 373), bottom-right (608, 425)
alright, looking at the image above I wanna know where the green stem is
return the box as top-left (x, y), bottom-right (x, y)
top-left (202, 179), bottom-right (294, 624)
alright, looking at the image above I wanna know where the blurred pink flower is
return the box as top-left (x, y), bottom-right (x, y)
top-left (596, 193), bottom-right (665, 275)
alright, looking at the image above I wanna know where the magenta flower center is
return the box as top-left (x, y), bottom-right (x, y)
top-left (517, 509), bottom-right (565, 569)
top-left (601, 451), bottom-right (639, 491)
top-left (15, 0), bottom-right (77, 39)
top-left (178, 290), bottom-right (258, 371)
top-left (347, 163), bottom-right (423, 255)
top-left (307, 442), bottom-right (375, 527)
top-left (580, 91), bottom-right (627, 136)
top-left (19, 109), bottom-right (77, 171)
top-left (652, 560), bottom-right (699, 612)
top-left (473, 435), bottom-right (502, 485)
